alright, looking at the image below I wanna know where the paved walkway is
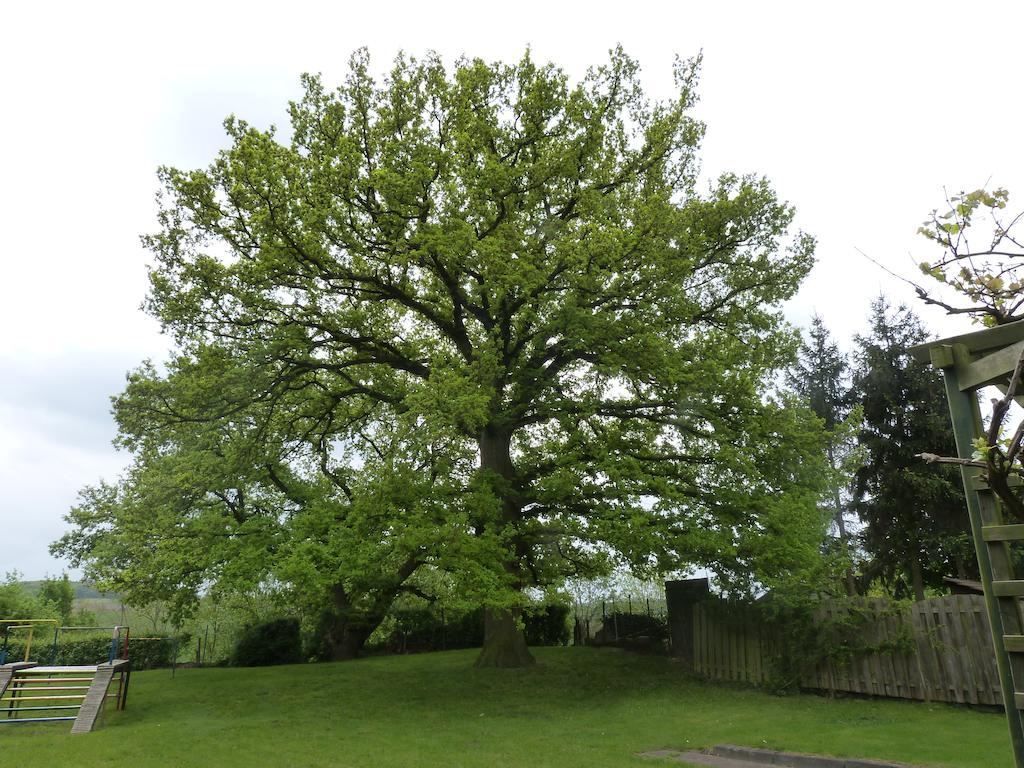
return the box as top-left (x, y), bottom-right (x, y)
top-left (637, 745), bottom-right (921, 768)
top-left (639, 749), bottom-right (771, 767)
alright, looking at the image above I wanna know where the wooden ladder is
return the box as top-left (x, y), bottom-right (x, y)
top-left (977, 486), bottom-right (1024, 714)
top-left (931, 341), bottom-right (1024, 762)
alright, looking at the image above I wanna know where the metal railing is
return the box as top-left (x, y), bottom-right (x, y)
top-left (0, 620), bottom-right (58, 664)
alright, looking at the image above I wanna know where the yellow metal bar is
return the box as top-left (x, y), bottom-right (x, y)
top-left (0, 620), bottom-right (59, 625)
top-left (1, 619), bottom-right (58, 663)
top-left (9, 688), bottom-right (89, 696)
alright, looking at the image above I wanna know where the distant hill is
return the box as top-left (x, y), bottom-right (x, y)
top-left (20, 580), bottom-right (117, 600)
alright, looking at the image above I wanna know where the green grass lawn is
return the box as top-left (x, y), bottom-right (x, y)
top-left (0, 647), bottom-right (1011, 767)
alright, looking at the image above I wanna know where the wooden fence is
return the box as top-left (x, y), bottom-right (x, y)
top-left (692, 595), bottom-right (1002, 706)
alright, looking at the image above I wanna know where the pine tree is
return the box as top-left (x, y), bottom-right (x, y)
top-left (787, 315), bottom-right (858, 595)
top-left (851, 297), bottom-right (973, 600)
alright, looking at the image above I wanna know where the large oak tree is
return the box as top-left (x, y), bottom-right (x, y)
top-left (60, 48), bottom-right (829, 667)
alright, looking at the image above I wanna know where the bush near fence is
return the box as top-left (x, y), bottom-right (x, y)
top-left (687, 594), bottom-right (1001, 705)
top-left (1, 634), bottom-right (178, 669)
top-left (377, 604), bottom-right (570, 653)
top-left (591, 611), bottom-right (669, 651)
top-left (232, 618), bottom-right (303, 667)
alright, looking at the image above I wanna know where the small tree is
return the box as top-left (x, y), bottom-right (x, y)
top-left (0, 573), bottom-right (52, 620)
top-left (39, 574), bottom-right (74, 625)
top-left (787, 315), bottom-right (860, 595)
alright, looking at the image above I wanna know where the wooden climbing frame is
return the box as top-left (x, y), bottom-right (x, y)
top-left (911, 319), bottom-right (1024, 768)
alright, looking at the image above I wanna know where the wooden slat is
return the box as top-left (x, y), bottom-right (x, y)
top-left (972, 475), bottom-right (1024, 491)
top-left (958, 339), bottom-right (1024, 390)
top-left (984, 524), bottom-right (1024, 541)
top-left (910, 319), bottom-right (1024, 362)
top-left (993, 581), bottom-right (1024, 597)
top-left (1005, 636), bottom-right (1024, 653)
top-left (20, 666), bottom-right (96, 674)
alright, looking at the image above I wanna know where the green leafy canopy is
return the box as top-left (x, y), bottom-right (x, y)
top-left (57, 48), bottom-right (828, 651)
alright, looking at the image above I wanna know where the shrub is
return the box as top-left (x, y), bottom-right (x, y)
top-left (231, 618), bottom-right (302, 667)
top-left (126, 637), bottom-right (178, 669)
top-left (593, 611), bottom-right (668, 651)
top-left (524, 604), bottom-right (570, 646)
top-left (376, 603), bottom-right (569, 653)
top-left (0, 632), bottom-right (177, 668)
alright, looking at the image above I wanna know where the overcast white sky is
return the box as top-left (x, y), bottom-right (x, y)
top-left (2, 1), bottom-right (1021, 578)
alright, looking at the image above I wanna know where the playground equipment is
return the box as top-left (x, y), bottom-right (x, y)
top-left (0, 620), bottom-right (131, 732)
top-left (0, 619), bottom-right (57, 664)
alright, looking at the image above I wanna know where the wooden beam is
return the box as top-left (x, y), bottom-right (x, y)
top-left (971, 475), bottom-right (1023, 490)
top-left (958, 339), bottom-right (1024, 391)
top-left (910, 318), bottom-right (1024, 362)
top-left (992, 581), bottom-right (1024, 597)
top-left (985, 525), bottom-right (1024, 542)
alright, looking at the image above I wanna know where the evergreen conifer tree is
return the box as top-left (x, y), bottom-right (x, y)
top-left (852, 298), bottom-right (973, 600)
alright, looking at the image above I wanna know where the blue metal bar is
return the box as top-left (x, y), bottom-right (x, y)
top-left (0, 716), bottom-right (76, 723)
top-left (0, 708), bottom-right (80, 716)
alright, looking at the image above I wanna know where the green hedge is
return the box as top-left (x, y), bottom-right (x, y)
top-left (380, 604), bottom-right (570, 652)
top-left (126, 637), bottom-right (179, 669)
top-left (231, 618), bottom-right (302, 667)
top-left (0, 634), bottom-right (177, 669)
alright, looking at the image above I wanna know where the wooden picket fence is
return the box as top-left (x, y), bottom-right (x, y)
top-left (692, 594), bottom-right (1001, 705)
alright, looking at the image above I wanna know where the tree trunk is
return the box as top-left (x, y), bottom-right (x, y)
top-left (954, 553), bottom-right (968, 581)
top-left (324, 584), bottom-right (375, 661)
top-left (828, 443), bottom-right (857, 597)
top-left (327, 621), bottom-right (372, 661)
top-left (909, 557), bottom-right (926, 603)
top-left (474, 607), bottom-right (535, 668)
top-left (475, 424), bottom-right (534, 668)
